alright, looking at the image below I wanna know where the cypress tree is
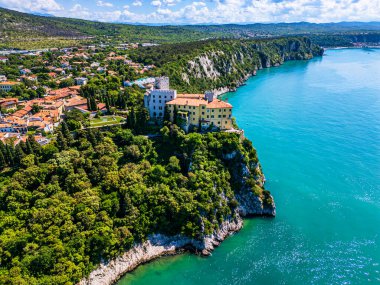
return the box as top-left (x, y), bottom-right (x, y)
top-left (163, 106), bottom-right (170, 122)
top-left (0, 151), bottom-right (5, 170)
top-left (56, 130), bottom-right (67, 151)
top-left (27, 135), bottom-right (42, 156)
top-left (14, 145), bottom-right (25, 166)
top-left (173, 105), bottom-right (179, 125)
top-left (19, 140), bottom-right (27, 154)
top-left (26, 139), bottom-right (34, 155)
top-left (86, 97), bottom-right (91, 111)
top-left (127, 107), bottom-right (136, 130)
top-left (61, 122), bottom-right (73, 146)
top-left (137, 108), bottom-right (149, 134)
top-left (5, 144), bottom-right (14, 166)
top-left (90, 97), bottom-right (97, 111)
top-left (0, 141), bottom-right (7, 158)
top-left (105, 97), bottom-right (110, 114)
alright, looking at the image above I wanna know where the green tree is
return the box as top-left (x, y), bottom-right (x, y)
top-left (56, 130), bottom-right (67, 151)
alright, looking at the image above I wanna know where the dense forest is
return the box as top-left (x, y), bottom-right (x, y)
top-left (0, 118), bottom-right (272, 284)
top-left (129, 37), bottom-right (324, 92)
top-left (1, 7), bottom-right (380, 49)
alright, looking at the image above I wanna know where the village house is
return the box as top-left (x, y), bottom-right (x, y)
top-left (0, 75), bottom-right (7, 82)
top-left (64, 95), bottom-right (107, 115)
top-left (90, 62), bottom-right (100, 68)
top-left (75, 77), bottom-right (88, 86)
top-left (20, 68), bottom-right (31, 75)
top-left (48, 72), bottom-right (58, 78)
top-left (0, 57), bottom-right (8, 63)
top-left (0, 81), bottom-right (20, 92)
top-left (0, 98), bottom-right (18, 111)
top-left (54, 68), bottom-right (66, 75)
top-left (61, 61), bottom-right (70, 68)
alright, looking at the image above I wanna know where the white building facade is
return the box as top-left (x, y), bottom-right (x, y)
top-left (144, 77), bottom-right (177, 118)
top-left (75, 77), bottom-right (88, 85)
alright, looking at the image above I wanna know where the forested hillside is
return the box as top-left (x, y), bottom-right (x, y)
top-left (0, 8), bottom-right (214, 49)
top-left (0, 121), bottom-right (273, 284)
top-left (130, 37), bottom-right (324, 93)
top-left (1, 7), bottom-right (380, 49)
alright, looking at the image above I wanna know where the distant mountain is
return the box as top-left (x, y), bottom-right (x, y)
top-left (1, 7), bottom-right (380, 49)
top-left (30, 12), bottom-right (55, 17)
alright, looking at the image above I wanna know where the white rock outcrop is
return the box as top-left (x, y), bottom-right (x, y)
top-left (78, 218), bottom-right (243, 285)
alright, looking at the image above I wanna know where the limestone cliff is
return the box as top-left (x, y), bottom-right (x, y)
top-left (161, 37), bottom-right (323, 93)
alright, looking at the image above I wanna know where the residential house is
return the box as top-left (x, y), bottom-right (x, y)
top-left (0, 98), bottom-right (18, 111)
top-left (90, 62), bottom-right (100, 68)
top-left (0, 75), bottom-right (7, 82)
top-left (75, 77), bottom-right (88, 86)
top-left (20, 68), bottom-right (31, 75)
top-left (64, 95), bottom-right (107, 114)
top-left (48, 72), bottom-right (57, 78)
top-left (0, 57), bottom-right (8, 63)
top-left (54, 68), bottom-right (66, 75)
top-left (0, 81), bottom-right (20, 92)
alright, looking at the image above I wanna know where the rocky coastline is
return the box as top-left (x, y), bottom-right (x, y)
top-left (78, 200), bottom-right (274, 285)
top-left (78, 162), bottom-right (275, 285)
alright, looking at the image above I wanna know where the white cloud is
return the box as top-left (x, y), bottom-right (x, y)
top-left (132, 0), bottom-right (143, 6)
top-left (4, 0), bottom-right (379, 24)
top-left (96, 1), bottom-right (114, 7)
top-left (67, 4), bottom-right (123, 22)
top-left (151, 0), bottom-right (162, 7)
top-left (163, 0), bottom-right (179, 6)
top-left (0, 0), bottom-right (63, 13)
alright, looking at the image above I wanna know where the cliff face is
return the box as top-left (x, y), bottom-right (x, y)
top-left (163, 37), bottom-right (323, 93)
top-left (78, 219), bottom-right (243, 285)
top-left (222, 149), bottom-right (276, 217)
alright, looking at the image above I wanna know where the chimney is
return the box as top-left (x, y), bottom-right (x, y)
top-left (204, 91), bottom-right (215, 102)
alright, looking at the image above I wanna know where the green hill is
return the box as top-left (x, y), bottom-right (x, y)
top-left (0, 7), bottom-right (214, 49)
top-left (1, 7), bottom-right (380, 49)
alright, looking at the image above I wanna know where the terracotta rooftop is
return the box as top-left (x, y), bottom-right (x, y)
top-left (0, 81), bottom-right (19, 85)
top-left (177, 94), bottom-right (204, 99)
top-left (166, 97), bottom-right (232, 109)
top-left (166, 98), bottom-right (207, 107)
top-left (207, 99), bottom-right (232, 109)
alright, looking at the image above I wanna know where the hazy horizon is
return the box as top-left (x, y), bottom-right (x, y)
top-left (1, 0), bottom-right (380, 25)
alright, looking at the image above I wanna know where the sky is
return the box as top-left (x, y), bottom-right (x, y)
top-left (1, 0), bottom-right (380, 24)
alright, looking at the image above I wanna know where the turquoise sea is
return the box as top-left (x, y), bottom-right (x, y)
top-left (118, 49), bottom-right (380, 285)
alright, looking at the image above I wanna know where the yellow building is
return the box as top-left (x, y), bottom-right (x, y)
top-left (0, 81), bottom-right (19, 92)
top-left (166, 92), bottom-right (233, 131)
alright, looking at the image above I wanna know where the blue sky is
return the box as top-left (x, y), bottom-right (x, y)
top-left (1, 0), bottom-right (380, 24)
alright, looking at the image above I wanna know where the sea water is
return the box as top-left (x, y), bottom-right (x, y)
top-left (118, 49), bottom-right (380, 285)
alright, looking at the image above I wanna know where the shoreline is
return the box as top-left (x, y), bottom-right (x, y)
top-left (324, 46), bottom-right (380, 50)
top-left (79, 185), bottom-right (276, 285)
top-left (78, 162), bottom-right (276, 285)
top-left (78, 217), bottom-right (245, 285)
